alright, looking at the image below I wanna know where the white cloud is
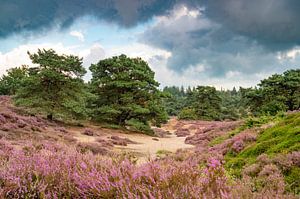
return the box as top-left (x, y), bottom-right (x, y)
top-left (69, 30), bottom-right (85, 42)
top-left (226, 71), bottom-right (241, 78)
top-left (0, 43), bottom-right (75, 76)
top-left (0, 42), bottom-right (103, 78)
top-left (277, 47), bottom-right (300, 60)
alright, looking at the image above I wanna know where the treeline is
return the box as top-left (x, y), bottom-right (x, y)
top-left (163, 69), bottom-right (300, 120)
top-left (162, 86), bottom-right (245, 120)
top-left (0, 49), bottom-right (299, 133)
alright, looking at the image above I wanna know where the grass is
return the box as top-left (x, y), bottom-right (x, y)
top-left (156, 149), bottom-right (172, 158)
top-left (224, 112), bottom-right (300, 180)
top-left (239, 112), bottom-right (300, 157)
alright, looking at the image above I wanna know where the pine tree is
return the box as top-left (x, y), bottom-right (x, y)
top-left (14, 49), bottom-right (88, 120)
top-left (89, 54), bottom-right (167, 134)
top-left (0, 66), bottom-right (28, 95)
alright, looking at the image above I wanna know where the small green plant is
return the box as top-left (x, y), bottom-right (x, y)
top-left (156, 149), bottom-right (172, 158)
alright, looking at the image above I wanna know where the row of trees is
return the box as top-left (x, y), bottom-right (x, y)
top-left (162, 69), bottom-right (300, 120)
top-left (0, 49), bottom-right (167, 134)
top-left (163, 86), bottom-right (244, 120)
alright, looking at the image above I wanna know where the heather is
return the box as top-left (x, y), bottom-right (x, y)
top-left (0, 139), bottom-right (297, 199)
top-left (0, 140), bottom-right (229, 198)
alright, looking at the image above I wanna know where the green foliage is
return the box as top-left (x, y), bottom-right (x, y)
top-left (225, 112), bottom-right (300, 180)
top-left (285, 167), bottom-right (300, 194)
top-left (193, 86), bottom-right (222, 120)
top-left (241, 69), bottom-right (300, 116)
top-left (240, 113), bottom-right (300, 157)
top-left (14, 49), bottom-right (88, 120)
top-left (0, 66), bottom-right (29, 95)
top-left (89, 54), bottom-right (167, 134)
top-left (209, 136), bottom-right (227, 147)
top-left (179, 86), bottom-right (222, 120)
top-left (125, 119), bottom-right (153, 135)
top-left (162, 86), bottom-right (187, 116)
top-left (218, 88), bottom-right (246, 120)
top-left (165, 85), bottom-right (245, 121)
top-left (178, 108), bottom-right (197, 120)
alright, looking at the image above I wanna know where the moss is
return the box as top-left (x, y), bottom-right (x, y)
top-left (209, 136), bottom-right (227, 146)
top-left (224, 156), bottom-right (256, 178)
top-left (238, 112), bottom-right (300, 157)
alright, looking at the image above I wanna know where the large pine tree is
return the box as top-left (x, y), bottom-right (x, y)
top-left (89, 54), bottom-right (167, 134)
top-left (14, 49), bottom-right (88, 120)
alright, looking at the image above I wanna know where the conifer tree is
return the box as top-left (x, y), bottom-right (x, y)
top-left (14, 49), bottom-right (88, 120)
top-left (89, 54), bottom-right (167, 134)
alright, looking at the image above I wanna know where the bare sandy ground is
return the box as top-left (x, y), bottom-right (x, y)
top-left (72, 118), bottom-right (194, 161)
top-left (114, 132), bottom-right (194, 159)
top-left (113, 119), bottom-right (194, 162)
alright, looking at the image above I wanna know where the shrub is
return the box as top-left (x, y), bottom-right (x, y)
top-left (82, 128), bottom-right (94, 136)
top-left (76, 142), bottom-right (109, 155)
top-left (178, 108), bottom-right (197, 120)
top-left (125, 119), bottom-right (153, 135)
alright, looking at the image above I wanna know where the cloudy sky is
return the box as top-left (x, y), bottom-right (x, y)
top-left (1, 0), bottom-right (300, 89)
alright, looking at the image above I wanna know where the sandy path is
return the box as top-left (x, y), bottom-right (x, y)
top-left (71, 118), bottom-right (194, 161)
top-left (114, 133), bottom-right (193, 159)
top-left (112, 118), bottom-right (194, 160)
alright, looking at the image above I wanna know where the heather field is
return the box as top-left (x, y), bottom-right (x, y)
top-left (0, 96), bottom-right (299, 198)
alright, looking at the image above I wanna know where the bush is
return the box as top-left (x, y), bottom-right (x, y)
top-left (178, 108), bottom-right (197, 120)
top-left (125, 119), bottom-right (153, 135)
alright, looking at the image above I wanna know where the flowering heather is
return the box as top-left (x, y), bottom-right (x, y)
top-left (54, 127), bottom-right (69, 134)
top-left (0, 140), bottom-right (232, 198)
top-left (110, 136), bottom-right (137, 146)
top-left (82, 128), bottom-right (94, 136)
top-left (0, 96), bottom-right (49, 138)
top-left (0, 139), bottom-right (296, 198)
top-left (184, 121), bottom-right (241, 146)
top-left (174, 128), bottom-right (190, 137)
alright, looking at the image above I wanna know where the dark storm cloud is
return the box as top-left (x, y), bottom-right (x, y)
top-left (140, 1), bottom-right (300, 77)
top-left (1, 0), bottom-right (300, 48)
top-left (0, 0), bottom-right (176, 38)
top-left (202, 0), bottom-right (300, 50)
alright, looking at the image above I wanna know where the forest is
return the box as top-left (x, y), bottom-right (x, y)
top-left (0, 49), bottom-right (299, 198)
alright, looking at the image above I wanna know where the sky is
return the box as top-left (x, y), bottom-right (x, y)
top-left (0, 0), bottom-right (300, 89)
